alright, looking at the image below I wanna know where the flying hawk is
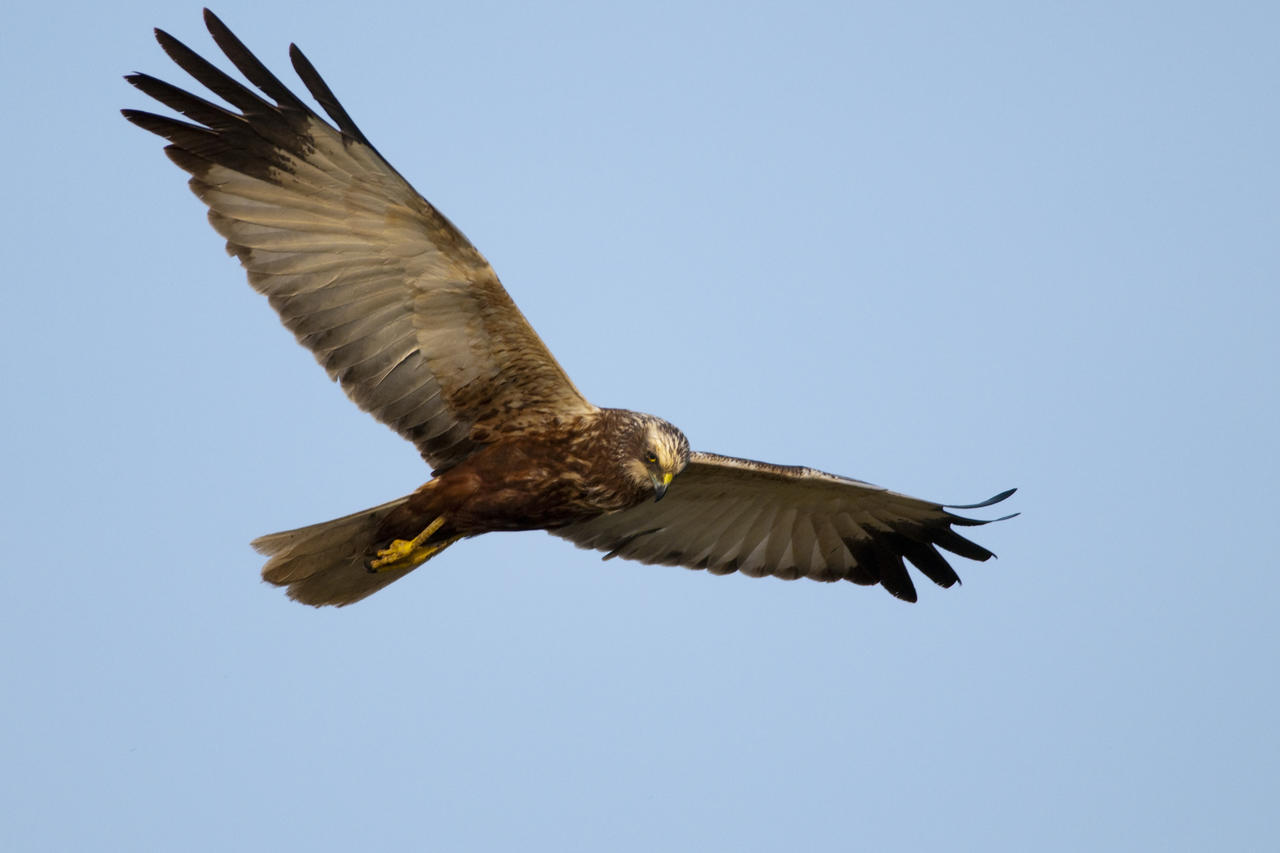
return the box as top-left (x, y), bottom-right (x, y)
top-left (124, 10), bottom-right (1016, 606)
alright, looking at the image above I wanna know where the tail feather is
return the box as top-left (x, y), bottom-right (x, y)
top-left (252, 497), bottom-right (423, 607)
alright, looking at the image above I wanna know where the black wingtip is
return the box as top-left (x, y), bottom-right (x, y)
top-left (202, 7), bottom-right (311, 113)
top-left (946, 487), bottom-right (1017, 511)
top-left (153, 26), bottom-right (178, 53)
top-left (288, 42), bottom-right (371, 144)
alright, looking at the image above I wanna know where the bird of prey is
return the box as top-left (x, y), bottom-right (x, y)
top-left (124, 10), bottom-right (1016, 607)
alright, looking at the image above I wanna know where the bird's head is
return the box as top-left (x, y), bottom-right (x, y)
top-left (621, 413), bottom-right (691, 501)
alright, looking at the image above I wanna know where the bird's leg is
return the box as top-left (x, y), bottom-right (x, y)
top-left (369, 515), bottom-right (459, 572)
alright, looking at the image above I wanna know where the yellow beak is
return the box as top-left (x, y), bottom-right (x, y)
top-left (653, 471), bottom-right (674, 501)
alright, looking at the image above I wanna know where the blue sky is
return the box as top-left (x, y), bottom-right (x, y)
top-left (4, 1), bottom-right (1278, 850)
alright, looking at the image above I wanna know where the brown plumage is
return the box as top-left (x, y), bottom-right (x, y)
top-left (124, 10), bottom-right (1016, 607)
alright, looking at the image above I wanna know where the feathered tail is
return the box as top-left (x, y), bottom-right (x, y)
top-left (252, 497), bottom-right (422, 607)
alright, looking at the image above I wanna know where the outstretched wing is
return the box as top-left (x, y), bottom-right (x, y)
top-left (551, 451), bottom-right (1016, 602)
top-left (123, 10), bottom-right (596, 472)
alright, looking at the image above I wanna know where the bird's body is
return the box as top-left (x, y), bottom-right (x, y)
top-left (125, 10), bottom-right (1015, 607)
top-left (389, 409), bottom-right (687, 537)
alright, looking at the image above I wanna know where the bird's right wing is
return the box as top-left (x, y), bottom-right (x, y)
top-left (552, 451), bottom-right (1017, 602)
top-left (124, 10), bottom-right (597, 472)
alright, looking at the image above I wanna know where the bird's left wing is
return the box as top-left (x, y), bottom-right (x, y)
top-left (550, 451), bottom-right (1016, 602)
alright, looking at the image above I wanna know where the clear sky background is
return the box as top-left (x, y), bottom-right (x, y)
top-left (3, 1), bottom-right (1277, 850)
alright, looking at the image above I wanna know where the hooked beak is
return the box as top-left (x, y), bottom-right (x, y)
top-left (653, 471), bottom-right (674, 501)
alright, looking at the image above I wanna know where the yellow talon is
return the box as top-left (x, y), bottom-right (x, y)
top-left (370, 539), bottom-right (416, 570)
top-left (370, 516), bottom-right (458, 572)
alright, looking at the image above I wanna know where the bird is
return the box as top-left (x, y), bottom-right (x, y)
top-left (123, 9), bottom-right (1016, 607)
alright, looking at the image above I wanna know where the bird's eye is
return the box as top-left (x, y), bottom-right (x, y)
top-left (646, 451), bottom-right (658, 464)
